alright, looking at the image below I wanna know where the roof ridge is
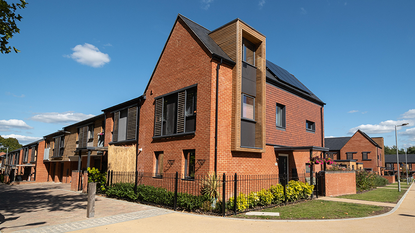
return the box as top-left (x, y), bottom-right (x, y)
top-left (178, 14), bottom-right (211, 33)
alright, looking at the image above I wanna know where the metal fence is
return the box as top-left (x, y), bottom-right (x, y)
top-left (106, 170), bottom-right (321, 216)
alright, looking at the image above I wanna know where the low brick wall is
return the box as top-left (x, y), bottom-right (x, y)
top-left (382, 175), bottom-right (395, 184)
top-left (71, 170), bottom-right (88, 192)
top-left (322, 171), bottom-right (356, 197)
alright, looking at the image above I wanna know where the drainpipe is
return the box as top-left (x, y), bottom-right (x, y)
top-left (214, 58), bottom-right (223, 176)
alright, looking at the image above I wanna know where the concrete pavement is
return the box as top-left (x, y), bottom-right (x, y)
top-left (1, 182), bottom-right (414, 233)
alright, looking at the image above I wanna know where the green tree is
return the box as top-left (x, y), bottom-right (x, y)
top-left (407, 146), bottom-right (415, 154)
top-left (0, 135), bottom-right (22, 152)
top-left (384, 145), bottom-right (405, 155)
top-left (0, 0), bottom-right (27, 54)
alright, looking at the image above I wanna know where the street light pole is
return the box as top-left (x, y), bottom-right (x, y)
top-left (405, 148), bottom-right (409, 185)
top-left (395, 123), bottom-right (409, 192)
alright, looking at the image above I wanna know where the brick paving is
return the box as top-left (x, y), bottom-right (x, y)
top-left (0, 182), bottom-right (170, 233)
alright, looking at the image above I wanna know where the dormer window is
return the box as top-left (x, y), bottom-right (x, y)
top-left (242, 38), bottom-right (255, 66)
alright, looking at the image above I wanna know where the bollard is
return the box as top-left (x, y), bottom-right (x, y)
top-left (87, 182), bottom-right (96, 218)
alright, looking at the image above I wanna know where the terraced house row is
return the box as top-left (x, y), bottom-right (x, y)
top-left (0, 14), bottom-right (387, 188)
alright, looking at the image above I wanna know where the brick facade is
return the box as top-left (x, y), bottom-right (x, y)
top-left (322, 171), bottom-right (356, 196)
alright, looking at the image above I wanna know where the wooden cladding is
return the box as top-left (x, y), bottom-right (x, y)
top-left (53, 136), bottom-right (61, 158)
top-left (112, 106), bottom-right (138, 142)
top-left (78, 125), bottom-right (89, 148)
top-left (177, 91), bottom-right (186, 134)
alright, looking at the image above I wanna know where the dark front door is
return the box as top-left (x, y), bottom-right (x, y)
top-left (278, 155), bottom-right (288, 186)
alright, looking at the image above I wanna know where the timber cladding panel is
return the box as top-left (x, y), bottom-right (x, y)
top-left (108, 145), bottom-right (136, 172)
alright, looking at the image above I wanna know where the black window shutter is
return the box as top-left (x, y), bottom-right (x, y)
top-left (113, 111), bottom-right (120, 142)
top-left (177, 91), bottom-right (186, 133)
top-left (31, 147), bottom-right (35, 161)
top-left (53, 137), bottom-right (60, 157)
top-left (127, 106), bottom-right (137, 140)
top-left (81, 126), bottom-right (88, 148)
top-left (154, 98), bottom-right (162, 136)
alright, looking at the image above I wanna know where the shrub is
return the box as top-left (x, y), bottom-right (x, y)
top-left (87, 167), bottom-right (107, 193)
top-left (356, 171), bottom-right (388, 192)
top-left (228, 193), bottom-right (248, 212)
top-left (269, 184), bottom-right (284, 204)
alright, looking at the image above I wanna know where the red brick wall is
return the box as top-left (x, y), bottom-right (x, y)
top-left (324, 171), bottom-right (356, 196)
top-left (138, 19), bottom-right (225, 176)
top-left (340, 131), bottom-right (379, 173)
top-left (266, 83), bottom-right (324, 148)
top-left (382, 175), bottom-right (395, 183)
top-left (104, 112), bottom-right (113, 147)
top-left (35, 140), bottom-right (48, 182)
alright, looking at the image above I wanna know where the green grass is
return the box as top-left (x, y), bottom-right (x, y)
top-left (338, 187), bottom-right (406, 203)
top-left (235, 200), bottom-right (388, 220)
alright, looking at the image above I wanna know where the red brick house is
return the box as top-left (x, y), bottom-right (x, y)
top-left (325, 130), bottom-right (382, 174)
top-left (100, 14), bottom-right (327, 182)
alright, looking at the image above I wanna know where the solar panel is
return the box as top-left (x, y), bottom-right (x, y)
top-left (266, 60), bottom-right (311, 94)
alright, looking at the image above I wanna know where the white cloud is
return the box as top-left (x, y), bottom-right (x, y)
top-left (259, 0), bottom-right (266, 8)
top-left (67, 43), bottom-right (110, 68)
top-left (401, 109), bottom-right (415, 119)
top-left (1, 134), bottom-right (42, 145)
top-left (0, 119), bottom-right (33, 131)
top-left (348, 110), bottom-right (358, 113)
top-left (401, 128), bottom-right (415, 142)
top-left (348, 120), bottom-right (414, 135)
top-left (201, 0), bottom-right (214, 10)
top-left (5, 92), bottom-right (25, 98)
top-left (30, 112), bottom-right (95, 124)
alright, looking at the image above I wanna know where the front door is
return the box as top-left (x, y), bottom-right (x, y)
top-left (278, 154), bottom-right (289, 186)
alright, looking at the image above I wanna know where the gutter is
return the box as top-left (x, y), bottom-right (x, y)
top-left (214, 58), bottom-right (223, 176)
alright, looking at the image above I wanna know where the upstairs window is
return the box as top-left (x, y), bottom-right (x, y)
top-left (30, 146), bottom-right (36, 162)
top-left (52, 135), bottom-right (65, 158)
top-left (276, 103), bottom-right (286, 128)
top-left (113, 106), bottom-right (138, 142)
top-left (306, 120), bottom-right (315, 132)
top-left (362, 152), bottom-right (370, 160)
top-left (154, 86), bottom-right (197, 137)
top-left (242, 38), bottom-right (255, 66)
top-left (88, 124), bottom-right (94, 141)
top-left (23, 148), bottom-right (29, 162)
top-left (242, 94), bottom-right (255, 120)
top-left (346, 152), bottom-right (356, 160)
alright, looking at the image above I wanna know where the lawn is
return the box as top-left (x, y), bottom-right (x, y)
top-left (337, 185), bottom-right (408, 203)
top-left (235, 200), bottom-right (389, 220)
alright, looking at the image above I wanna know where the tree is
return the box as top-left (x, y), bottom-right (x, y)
top-left (407, 146), bottom-right (415, 154)
top-left (384, 145), bottom-right (405, 155)
top-left (0, 0), bottom-right (27, 54)
top-left (0, 135), bottom-right (22, 152)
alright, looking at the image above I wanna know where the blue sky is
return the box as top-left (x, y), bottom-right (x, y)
top-left (1, 0), bottom-right (414, 149)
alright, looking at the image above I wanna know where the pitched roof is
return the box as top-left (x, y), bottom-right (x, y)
top-left (325, 137), bottom-right (351, 151)
top-left (325, 130), bottom-right (381, 151)
top-left (266, 60), bottom-right (325, 106)
top-left (385, 154), bottom-right (415, 163)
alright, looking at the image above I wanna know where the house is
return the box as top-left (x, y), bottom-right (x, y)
top-left (385, 154), bottom-right (415, 177)
top-left (112, 14), bottom-right (328, 183)
top-left (325, 130), bottom-right (382, 174)
top-left (37, 114), bottom-right (106, 185)
top-left (3, 148), bottom-right (21, 183)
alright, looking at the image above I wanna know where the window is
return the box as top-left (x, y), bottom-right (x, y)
top-left (30, 146), bottom-right (36, 162)
top-left (52, 135), bottom-right (65, 158)
top-left (242, 94), bottom-right (255, 120)
top-left (14, 152), bottom-right (19, 165)
top-left (23, 148), bottom-right (29, 162)
top-left (305, 163), bottom-right (310, 173)
top-left (346, 152), bottom-right (356, 160)
top-left (276, 103), bottom-right (286, 128)
top-left (306, 120), bottom-right (315, 132)
top-left (154, 152), bottom-right (164, 178)
top-left (88, 124), bottom-right (94, 141)
top-left (242, 38), bottom-right (255, 66)
top-left (362, 152), bottom-right (370, 160)
top-left (154, 86), bottom-right (197, 137)
top-left (409, 164), bottom-right (412, 170)
top-left (113, 106), bottom-right (138, 142)
top-left (184, 150), bottom-right (195, 179)
top-left (386, 163), bottom-right (392, 169)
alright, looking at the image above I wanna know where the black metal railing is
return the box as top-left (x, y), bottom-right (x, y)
top-left (105, 170), bottom-right (321, 216)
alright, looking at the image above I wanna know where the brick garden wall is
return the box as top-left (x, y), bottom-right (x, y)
top-left (323, 171), bottom-right (356, 196)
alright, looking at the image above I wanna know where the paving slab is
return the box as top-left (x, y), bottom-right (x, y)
top-left (0, 182), bottom-right (156, 232)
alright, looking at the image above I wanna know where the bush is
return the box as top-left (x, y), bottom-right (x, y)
top-left (87, 167), bottom-right (107, 193)
top-left (356, 171), bottom-right (388, 192)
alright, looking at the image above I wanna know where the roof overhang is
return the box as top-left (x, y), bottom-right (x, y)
top-left (273, 145), bottom-right (329, 152)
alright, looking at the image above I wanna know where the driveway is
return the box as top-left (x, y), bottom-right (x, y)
top-left (0, 182), bottom-right (155, 232)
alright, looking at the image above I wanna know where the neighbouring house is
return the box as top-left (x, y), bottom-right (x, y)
top-left (0, 152), bottom-right (5, 172)
top-left (325, 130), bottom-right (382, 174)
top-left (385, 154), bottom-right (415, 177)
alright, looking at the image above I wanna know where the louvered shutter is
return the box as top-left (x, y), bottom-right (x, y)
top-left (113, 111), bottom-right (120, 142)
top-left (53, 137), bottom-right (60, 157)
top-left (154, 98), bottom-right (162, 136)
top-left (79, 126), bottom-right (88, 148)
top-left (127, 106), bottom-right (137, 140)
top-left (177, 91), bottom-right (186, 133)
top-left (31, 146), bottom-right (36, 162)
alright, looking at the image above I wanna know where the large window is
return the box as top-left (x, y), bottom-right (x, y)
top-left (242, 94), bottom-right (255, 120)
top-left (154, 86), bottom-right (197, 137)
top-left (184, 150), bottom-right (195, 179)
top-left (346, 152), bottom-right (356, 160)
top-left (30, 146), bottom-right (36, 162)
top-left (276, 103), bottom-right (286, 128)
top-left (52, 135), bottom-right (65, 158)
top-left (113, 106), bottom-right (138, 142)
top-left (242, 38), bottom-right (255, 66)
top-left (23, 148), bottom-right (29, 162)
top-left (154, 152), bottom-right (164, 178)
